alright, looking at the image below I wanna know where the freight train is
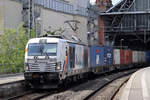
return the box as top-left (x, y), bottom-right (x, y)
top-left (24, 36), bottom-right (150, 89)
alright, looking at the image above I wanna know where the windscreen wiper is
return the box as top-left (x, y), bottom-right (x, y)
top-left (40, 44), bottom-right (44, 55)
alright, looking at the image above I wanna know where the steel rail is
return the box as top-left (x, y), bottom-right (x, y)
top-left (83, 69), bottom-right (137, 100)
top-left (7, 90), bottom-right (56, 100)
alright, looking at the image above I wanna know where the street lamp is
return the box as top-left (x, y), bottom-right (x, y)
top-left (87, 31), bottom-right (91, 45)
top-left (120, 39), bottom-right (124, 49)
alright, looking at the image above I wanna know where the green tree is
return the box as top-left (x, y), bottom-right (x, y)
top-left (0, 24), bottom-right (29, 73)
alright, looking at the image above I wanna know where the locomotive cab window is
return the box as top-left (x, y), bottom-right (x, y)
top-left (28, 43), bottom-right (57, 56)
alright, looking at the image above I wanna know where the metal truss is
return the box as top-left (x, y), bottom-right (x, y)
top-left (109, 0), bottom-right (135, 29)
top-left (87, 0), bottom-right (136, 45)
top-left (87, 0), bottom-right (150, 49)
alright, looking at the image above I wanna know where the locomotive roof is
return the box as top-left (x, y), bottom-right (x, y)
top-left (28, 37), bottom-right (69, 43)
top-left (28, 37), bottom-right (87, 46)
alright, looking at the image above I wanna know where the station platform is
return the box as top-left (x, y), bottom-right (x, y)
top-left (0, 73), bottom-right (24, 85)
top-left (120, 67), bottom-right (150, 100)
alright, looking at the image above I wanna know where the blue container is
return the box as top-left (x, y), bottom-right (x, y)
top-left (90, 46), bottom-right (104, 67)
top-left (104, 46), bottom-right (114, 66)
top-left (146, 51), bottom-right (150, 63)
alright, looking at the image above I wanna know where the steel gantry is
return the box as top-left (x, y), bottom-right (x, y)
top-left (107, 0), bottom-right (136, 29)
top-left (87, 0), bottom-right (150, 50)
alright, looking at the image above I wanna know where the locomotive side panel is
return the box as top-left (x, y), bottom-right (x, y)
top-left (75, 44), bottom-right (84, 69)
top-left (57, 40), bottom-right (68, 72)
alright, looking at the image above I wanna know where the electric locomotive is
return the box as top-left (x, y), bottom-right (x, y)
top-left (24, 36), bottom-right (89, 89)
top-left (24, 36), bottom-right (149, 89)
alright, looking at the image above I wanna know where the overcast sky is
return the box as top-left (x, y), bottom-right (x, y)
top-left (90, 0), bottom-right (121, 5)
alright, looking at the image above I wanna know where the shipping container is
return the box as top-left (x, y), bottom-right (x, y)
top-left (128, 50), bottom-right (133, 64)
top-left (114, 49), bottom-right (120, 65)
top-left (120, 50), bottom-right (132, 65)
top-left (120, 50), bottom-right (125, 64)
top-left (104, 46), bottom-right (113, 66)
top-left (137, 51), bottom-right (140, 63)
top-left (90, 46), bottom-right (104, 67)
top-left (146, 51), bottom-right (150, 63)
top-left (138, 51), bottom-right (142, 63)
top-left (132, 51), bottom-right (138, 63)
top-left (141, 51), bottom-right (146, 63)
top-left (124, 50), bottom-right (131, 64)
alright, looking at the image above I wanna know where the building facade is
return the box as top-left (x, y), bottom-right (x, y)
top-left (0, 0), bottom-right (88, 43)
top-left (0, 0), bottom-right (22, 34)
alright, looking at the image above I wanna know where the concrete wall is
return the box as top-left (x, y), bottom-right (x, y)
top-left (0, 0), bottom-right (22, 34)
top-left (0, 1), bottom-right (3, 34)
top-left (40, 8), bottom-right (88, 43)
top-left (41, 8), bottom-right (73, 37)
top-left (66, 0), bottom-right (89, 8)
top-left (0, 0), bottom-right (88, 43)
top-left (73, 15), bottom-right (87, 43)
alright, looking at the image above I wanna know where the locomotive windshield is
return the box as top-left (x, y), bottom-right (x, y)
top-left (28, 43), bottom-right (57, 56)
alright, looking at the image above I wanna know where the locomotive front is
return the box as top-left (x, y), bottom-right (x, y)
top-left (24, 38), bottom-right (63, 89)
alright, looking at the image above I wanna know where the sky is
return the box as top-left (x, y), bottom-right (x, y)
top-left (90, 0), bottom-right (121, 5)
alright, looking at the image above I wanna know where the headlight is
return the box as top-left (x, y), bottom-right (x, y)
top-left (24, 63), bottom-right (29, 71)
top-left (56, 62), bottom-right (61, 70)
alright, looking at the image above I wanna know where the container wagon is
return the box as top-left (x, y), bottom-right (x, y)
top-left (24, 36), bottom-right (148, 89)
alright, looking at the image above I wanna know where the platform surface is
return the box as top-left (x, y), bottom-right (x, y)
top-left (120, 67), bottom-right (150, 100)
top-left (0, 73), bottom-right (24, 85)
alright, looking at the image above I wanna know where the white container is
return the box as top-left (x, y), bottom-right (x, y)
top-left (141, 52), bottom-right (146, 63)
top-left (132, 51), bottom-right (138, 63)
top-left (138, 51), bottom-right (143, 63)
top-left (114, 49), bottom-right (120, 65)
top-left (137, 51), bottom-right (141, 63)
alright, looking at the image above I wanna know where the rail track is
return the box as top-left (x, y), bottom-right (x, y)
top-left (38, 69), bottom-right (138, 100)
top-left (83, 69), bottom-right (136, 100)
top-left (4, 69), bottom-right (138, 100)
top-left (7, 90), bottom-right (56, 100)
top-left (110, 78), bottom-right (129, 100)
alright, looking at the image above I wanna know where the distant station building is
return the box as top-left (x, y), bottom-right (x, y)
top-left (0, 0), bottom-right (88, 43)
top-left (99, 0), bottom-right (150, 50)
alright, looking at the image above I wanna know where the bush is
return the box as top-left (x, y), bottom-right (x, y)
top-left (0, 25), bottom-right (29, 73)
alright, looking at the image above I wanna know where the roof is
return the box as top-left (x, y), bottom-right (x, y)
top-left (28, 37), bottom-right (63, 44)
